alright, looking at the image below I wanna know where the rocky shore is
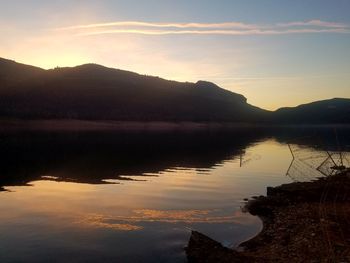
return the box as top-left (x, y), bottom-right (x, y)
top-left (186, 171), bottom-right (350, 262)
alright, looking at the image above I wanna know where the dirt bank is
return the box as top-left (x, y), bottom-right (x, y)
top-left (186, 171), bottom-right (350, 262)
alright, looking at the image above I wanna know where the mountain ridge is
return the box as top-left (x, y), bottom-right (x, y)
top-left (0, 57), bottom-right (349, 124)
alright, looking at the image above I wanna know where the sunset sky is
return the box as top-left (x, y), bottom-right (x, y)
top-left (1, 0), bottom-right (349, 110)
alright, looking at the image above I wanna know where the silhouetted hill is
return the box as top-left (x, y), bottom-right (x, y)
top-left (274, 98), bottom-right (350, 124)
top-left (0, 58), bottom-right (349, 124)
top-left (0, 58), bottom-right (45, 85)
top-left (0, 58), bottom-right (268, 122)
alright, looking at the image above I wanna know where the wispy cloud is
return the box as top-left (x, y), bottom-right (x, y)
top-left (58, 21), bottom-right (258, 30)
top-left (56, 20), bottom-right (350, 36)
top-left (75, 28), bottom-right (349, 36)
top-left (277, 20), bottom-right (348, 28)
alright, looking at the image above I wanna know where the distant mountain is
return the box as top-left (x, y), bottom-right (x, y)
top-left (0, 58), bottom-right (268, 122)
top-left (273, 98), bottom-right (350, 124)
top-left (0, 57), bottom-right (349, 124)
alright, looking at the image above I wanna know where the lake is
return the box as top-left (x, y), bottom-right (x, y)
top-left (0, 126), bottom-right (349, 262)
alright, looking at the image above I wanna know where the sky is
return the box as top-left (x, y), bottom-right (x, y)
top-left (1, 0), bottom-right (350, 110)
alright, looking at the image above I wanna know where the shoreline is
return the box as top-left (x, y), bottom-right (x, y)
top-left (186, 171), bottom-right (350, 262)
top-left (1, 119), bottom-right (350, 132)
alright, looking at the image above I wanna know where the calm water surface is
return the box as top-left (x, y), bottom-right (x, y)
top-left (0, 127), bottom-right (349, 262)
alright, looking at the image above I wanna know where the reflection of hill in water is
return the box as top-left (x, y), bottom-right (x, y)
top-left (272, 126), bottom-right (350, 151)
top-left (0, 129), bottom-right (265, 189)
top-left (1, 126), bottom-right (349, 190)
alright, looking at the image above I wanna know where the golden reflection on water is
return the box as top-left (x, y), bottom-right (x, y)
top-left (77, 209), bottom-right (254, 232)
top-left (78, 214), bottom-right (143, 231)
top-left (0, 139), bottom-right (291, 236)
top-left (0, 138), bottom-right (302, 263)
